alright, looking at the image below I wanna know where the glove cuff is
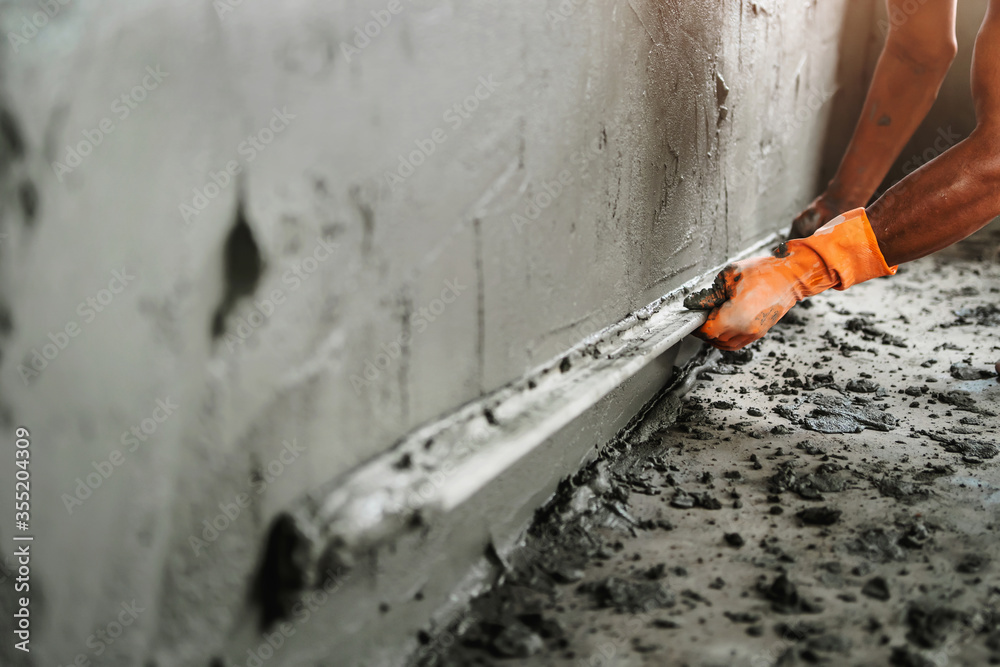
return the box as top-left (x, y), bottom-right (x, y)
top-left (797, 207), bottom-right (896, 293)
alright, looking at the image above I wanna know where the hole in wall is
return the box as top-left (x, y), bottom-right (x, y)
top-left (210, 199), bottom-right (264, 338)
top-left (252, 513), bottom-right (309, 630)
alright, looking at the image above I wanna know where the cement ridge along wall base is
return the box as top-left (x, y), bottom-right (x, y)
top-left (277, 233), bottom-right (781, 591)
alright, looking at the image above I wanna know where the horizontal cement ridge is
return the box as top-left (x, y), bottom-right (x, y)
top-left (280, 232), bottom-right (783, 581)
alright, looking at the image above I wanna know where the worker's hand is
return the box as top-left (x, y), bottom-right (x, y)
top-left (686, 253), bottom-right (804, 351)
top-left (790, 194), bottom-right (841, 239)
top-left (687, 208), bottom-right (897, 351)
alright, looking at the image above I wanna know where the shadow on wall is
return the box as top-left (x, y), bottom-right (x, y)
top-left (815, 1), bottom-right (881, 199)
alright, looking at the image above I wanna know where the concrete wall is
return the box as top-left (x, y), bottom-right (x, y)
top-left (0, 1), bottom-right (880, 665)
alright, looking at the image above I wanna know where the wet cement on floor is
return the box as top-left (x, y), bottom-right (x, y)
top-left (416, 236), bottom-right (1000, 667)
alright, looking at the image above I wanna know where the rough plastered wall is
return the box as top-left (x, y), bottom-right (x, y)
top-left (0, 1), bottom-right (875, 665)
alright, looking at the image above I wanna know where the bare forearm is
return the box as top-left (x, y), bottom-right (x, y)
top-left (867, 0), bottom-right (1000, 266)
top-left (828, 41), bottom-right (953, 209)
top-left (867, 127), bottom-right (1000, 265)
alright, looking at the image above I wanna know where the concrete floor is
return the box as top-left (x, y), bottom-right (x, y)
top-left (415, 229), bottom-right (1000, 667)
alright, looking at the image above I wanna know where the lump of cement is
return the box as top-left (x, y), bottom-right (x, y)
top-left (721, 349), bottom-right (753, 365)
top-left (921, 430), bottom-right (999, 459)
top-left (774, 620), bottom-right (827, 641)
top-left (724, 532), bottom-right (745, 548)
top-left (847, 528), bottom-right (906, 562)
top-left (578, 576), bottom-right (676, 613)
top-left (898, 521), bottom-right (933, 549)
top-left (846, 378), bottom-right (880, 393)
top-left (905, 602), bottom-right (963, 648)
top-left (890, 646), bottom-right (937, 667)
top-left (796, 506), bottom-right (842, 526)
top-left (844, 316), bottom-right (907, 347)
top-left (683, 275), bottom-right (727, 311)
top-left (802, 394), bottom-right (898, 433)
top-left (873, 475), bottom-right (930, 503)
top-left (949, 303), bottom-right (1000, 327)
top-left (955, 553), bottom-right (990, 574)
top-left (935, 390), bottom-right (997, 416)
top-left (696, 493), bottom-right (722, 510)
top-left (769, 461), bottom-right (851, 500)
top-left (671, 489), bottom-right (695, 509)
top-left (949, 364), bottom-right (995, 380)
top-left (761, 574), bottom-right (823, 614)
top-left (724, 611), bottom-right (760, 623)
top-left (670, 489), bottom-right (720, 510)
top-left (861, 576), bottom-right (890, 601)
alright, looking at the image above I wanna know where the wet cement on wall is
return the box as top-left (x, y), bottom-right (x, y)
top-left (0, 1), bottom-right (878, 665)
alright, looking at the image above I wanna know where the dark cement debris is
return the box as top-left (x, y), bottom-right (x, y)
top-left (950, 363), bottom-right (996, 380)
top-left (768, 460), bottom-right (849, 500)
top-left (578, 576), bottom-right (676, 613)
top-left (796, 506), bottom-right (842, 526)
top-left (861, 576), bottom-right (891, 601)
top-left (845, 316), bottom-right (908, 347)
top-left (936, 389), bottom-right (998, 416)
top-left (847, 528), bottom-right (908, 562)
top-left (423, 245), bottom-right (1000, 667)
top-left (890, 645), bottom-right (937, 667)
top-left (947, 303), bottom-right (1000, 327)
top-left (724, 610), bottom-right (760, 623)
top-left (922, 429), bottom-right (999, 459)
top-left (955, 553), bottom-right (990, 574)
top-left (761, 574), bottom-right (824, 614)
top-left (905, 602), bottom-right (963, 648)
top-left (873, 475), bottom-right (931, 503)
top-left (802, 394), bottom-right (898, 433)
top-left (846, 378), bottom-right (880, 393)
top-left (491, 623), bottom-right (544, 658)
top-left (724, 532), bottom-right (745, 548)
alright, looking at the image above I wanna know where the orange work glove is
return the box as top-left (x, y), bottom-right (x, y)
top-left (685, 208), bottom-right (896, 351)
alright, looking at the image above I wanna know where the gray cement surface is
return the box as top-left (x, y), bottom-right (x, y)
top-left (420, 236), bottom-right (1000, 667)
